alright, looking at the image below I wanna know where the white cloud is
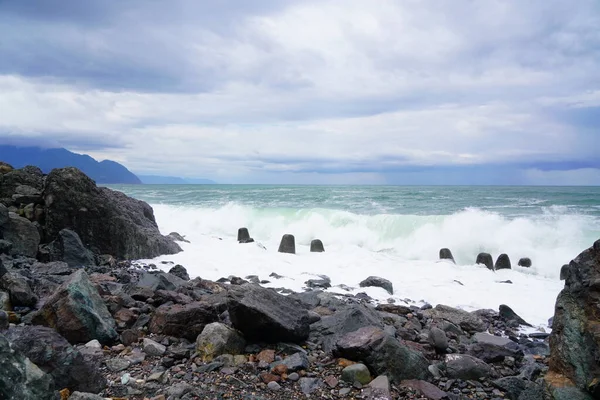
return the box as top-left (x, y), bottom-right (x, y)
top-left (0, 0), bottom-right (599, 183)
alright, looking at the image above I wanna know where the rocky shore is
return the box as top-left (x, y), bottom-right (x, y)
top-left (0, 164), bottom-right (598, 400)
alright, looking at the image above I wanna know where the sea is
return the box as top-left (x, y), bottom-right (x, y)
top-left (109, 184), bottom-right (600, 330)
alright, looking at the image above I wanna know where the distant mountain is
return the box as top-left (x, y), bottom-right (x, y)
top-left (138, 175), bottom-right (216, 184)
top-left (0, 145), bottom-right (141, 184)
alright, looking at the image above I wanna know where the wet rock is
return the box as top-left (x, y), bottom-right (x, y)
top-left (495, 253), bottom-right (512, 270)
top-left (499, 304), bottom-right (532, 327)
top-left (0, 334), bottom-right (56, 400)
top-left (445, 354), bottom-right (492, 380)
top-left (424, 304), bottom-right (487, 332)
top-left (277, 234), bottom-right (295, 254)
top-left (439, 248), bottom-right (455, 263)
top-left (43, 167), bottom-right (181, 259)
top-left (5, 325), bottom-right (106, 392)
top-left (310, 239), bottom-right (325, 252)
top-left (196, 322), bottom-right (246, 361)
top-left (334, 326), bottom-right (430, 383)
top-left (2, 213), bottom-right (40, 257)
top-left (359, 276), bottom-right (393, 295)
top-left (30, 269), bottom-right (118, 344)
top-left (309, 303), bottom-right (384, 353)
top-left (306, 275), bottom-right (331, 289)
top-left (518, 257), bottom-right (532, 268)
top-left (227, 284), bottom-right (309, 343)
top-left (149, 301), bottom-right (220, 341)
top-left (428, 327), bottom-right (448, 354)
top-left (168, 264), bottom-right (190, 281)
top-left (476, 252), bottom-right (494, 270)
top-left (549, 239), bottom-right (600, 398)
top-left (342, 363), bottom-right (372, 385)
top-left (168, 231), bottom-right (190, 243)
top-left (0, 271), bottom-right (37, 307)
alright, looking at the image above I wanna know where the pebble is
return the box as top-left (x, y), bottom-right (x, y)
top-left (267, 381), bottom-right (281, 391)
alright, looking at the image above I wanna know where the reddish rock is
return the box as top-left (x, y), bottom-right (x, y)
top-left (260, 373), bottom-right (281, 384)
top-left (272, 364), bottom-right (288, 376)
top-left (257, 349), bottom-right (276, 364)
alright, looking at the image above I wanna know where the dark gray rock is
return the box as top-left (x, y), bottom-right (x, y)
top-left (499, 304), bottom-right (532, 327)
top-left (167, 232), bottom-right (190, 243)
top-left (169, 264), bottom-right (190, 281)
top-left (359, 276), bottom-right (393, 295)
top-left (495, 253), bottom-right (512, 270)
top-left (0, 204), bottom-right (8, 227)
top-left (280, 352), bottom-right (310, 372)
top-left (445, 354), bottom-right (492, 380)
top-left (309, 304), bottom-right (384, 353)
top-left (5, 325), bottom-right (106, 393)
top-left (549, 243), bottom-right (600, 398)
top-left (43, 167), bottom-right (181, 259)
top-left (439, 248), bottom-right (455, 263)
top-left (149, 301), bottom-right (221, 341)
top-left (493, 376), bottom-right (547, 400)
top-left (334, 326), bottom-right (430, 383)
top-left (227, 284), bottom-right (309, 343)
top-left (278, 234), bottom-right (295, 254)
top-left (30, 269), bottom-right (118, 344)
top-left (310, 239), bottom-right (325, 252)
top-left (299, 377), bottom-right (322, 395)
top-left (69, 392), bottom-right (105, 400)
top-left (476, 252), bottom-right (494, 270)
top-left (0, 166), bottom-right (44, 202)
top-left (57, 229), bottom-right (95, 267)
top-left (0, 271), bottom-right (38, 307)
top-left (559, 264), bottom-right (569, 280)
top-left (424, 304), bottom-right (487, 333)
top-left (468, 333), bottom-right (522, 363)
top-left (0, 333), bottom-right (56, 400)
top-left (2, 213), bottom-right (40, 257)
top-left (0, 239), bottom-right (11, 255)
top-left (428, 327), bottom-right (448, 354)
top-left (306, 275), bottom-right (331, 289)
top-left (518, 258), bottom-right (532, 268)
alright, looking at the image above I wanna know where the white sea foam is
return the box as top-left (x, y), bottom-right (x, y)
top-left (141, 203), bottom-right (598, 329)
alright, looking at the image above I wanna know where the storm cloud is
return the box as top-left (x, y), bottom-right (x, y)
top-left (0, 0), bottom-right (598, 184)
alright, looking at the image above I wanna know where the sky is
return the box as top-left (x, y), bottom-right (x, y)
top-left (0, 0), bottom-right (599, 185)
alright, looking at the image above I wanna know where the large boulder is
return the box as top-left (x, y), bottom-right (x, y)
top-left (468, 333), bottom-right (522, 363)
top-left (0, 166), bottom-right (44, 204)
top-left (43, 167), bottom-right (181, 259)
top-left (424, 304), bottom-right (487, 333)
top-left (5, 326), bottom-right (106, 393)
top-left (1, 213), bottom-right (40, 257)
top-left (227, 284), bottom-right (310, 343)
top-left (334, 326), bottom-right (430, 383)
top-left (55, 229), bottom-right (95, 267)
top-left (309, 303), bottom-right (384, 353)
top-left (149, 301), bottom-right (221, 341)
top-left (548, 239), bottom-right (600, 398)
top-left (0, 334), bottom-right (56, 400)
top-left (0, 271), bottom-right (38, 307)
top-left (31, 269), bottom-right (118, 344)
top-left (445, 354), bottom-right (492, 380)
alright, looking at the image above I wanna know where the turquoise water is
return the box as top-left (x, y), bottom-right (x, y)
top-left (109, 184), bottom-right (600, 326)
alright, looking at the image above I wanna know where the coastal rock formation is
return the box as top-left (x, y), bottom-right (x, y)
top-left (44, 167), bottom-right (181, 259)
top-left (227, 284), bottom-right (309, 343)
top-left (0, 334), bottom-right (56, 400)
top-left (31, 269), bottom-right (118, 344)
top-left (5, 325), bottom-right (106, 393)
top-left (476, 252), bottom-right (494, 270)
top-left (548, 239), bottom-right (600, 399)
